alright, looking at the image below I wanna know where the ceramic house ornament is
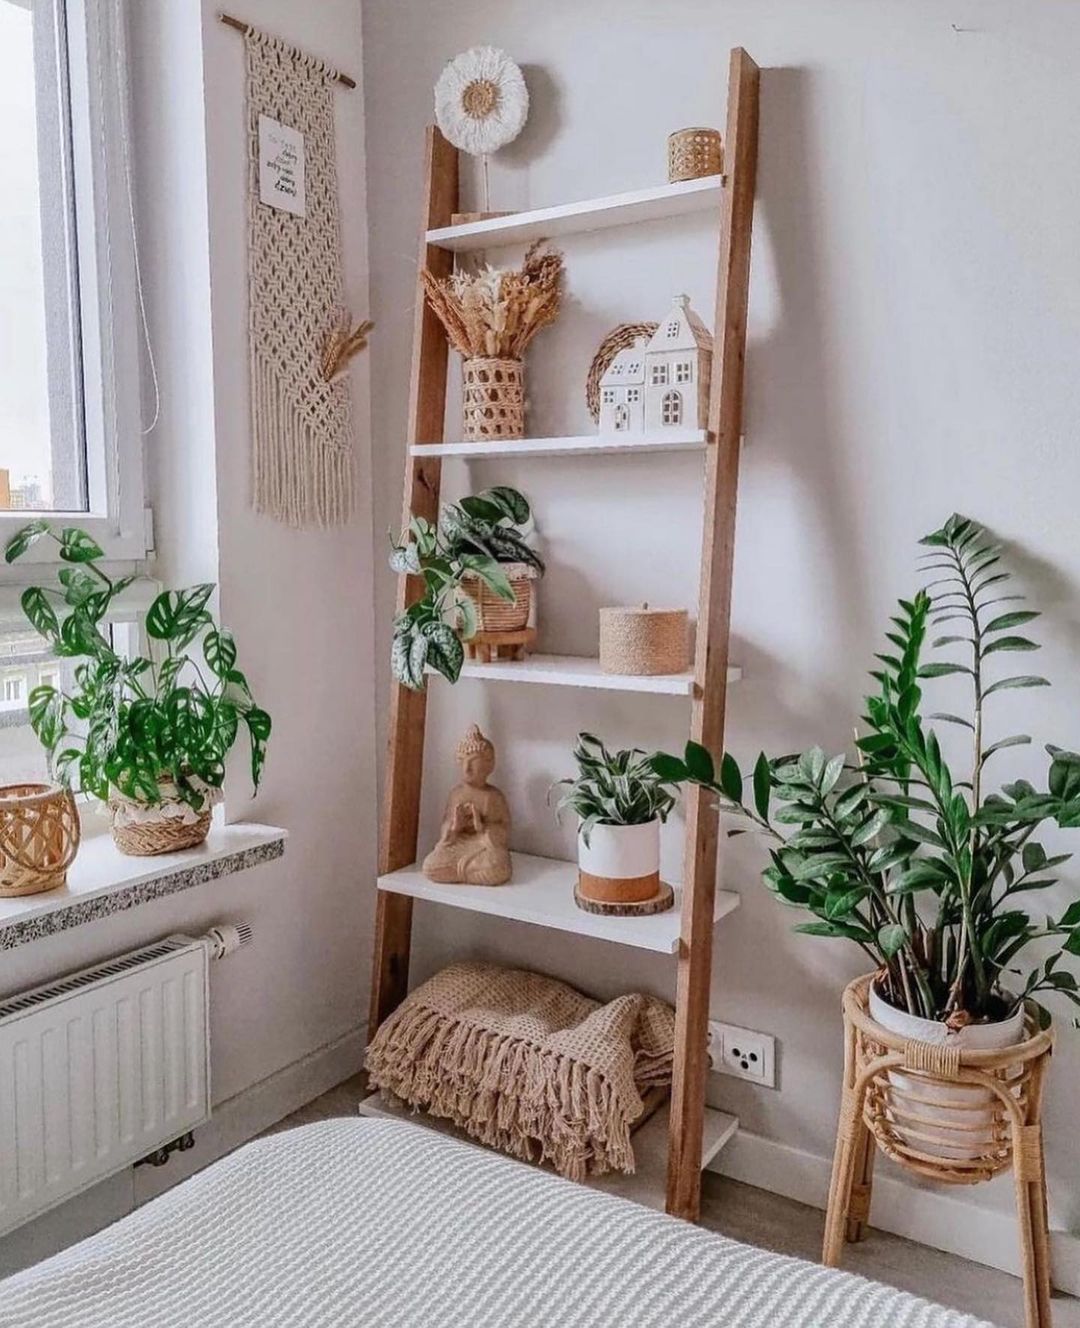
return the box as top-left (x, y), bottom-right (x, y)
top-left (597, 296), bottom-right (712, 436)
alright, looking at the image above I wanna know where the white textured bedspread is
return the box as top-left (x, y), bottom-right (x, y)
top-left (0, 1118), bottom-right (996, 1328)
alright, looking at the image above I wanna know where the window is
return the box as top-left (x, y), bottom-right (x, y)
top-left (0, 0), bottom-right (146, 563)
top-left (661, 390), bottom-right (682, 426)
top-left (651, 363), bottom-right (669, 386)
top-left (3, 676), bottom-right (24, 703)
top-left (626, 386), bottom-right (641, 404)
top-left (602, 387), bottom-right (616, 405)
top-left (614, 403), bottom-right (629, 432)
top-left (675, 360), bottom-right (693, 384)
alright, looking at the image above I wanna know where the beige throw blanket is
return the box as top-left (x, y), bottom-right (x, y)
top-left (365, 962), bottom-right (676, 1180)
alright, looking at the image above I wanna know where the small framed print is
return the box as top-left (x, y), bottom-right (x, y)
top-left (258, 114), bottom-right (306, 217)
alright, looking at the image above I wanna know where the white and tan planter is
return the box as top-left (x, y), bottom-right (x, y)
top-left (576, 818), bottom-right (665, 911)
top-left (868, 980), bottom-right (1025, 1161)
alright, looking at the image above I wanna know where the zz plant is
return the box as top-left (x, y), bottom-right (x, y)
top-left (5, 521), bottom-right (271, 812)
top-left (390, 486), bottom-right (543, 690)
top-left (553, 732), bottom-right (678, 846)
top-left (652, 515), bottom-right (1080, 1028)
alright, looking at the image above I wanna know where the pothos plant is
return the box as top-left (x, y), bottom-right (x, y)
top-left (552, 732), bottom-right (678, 846)
top-left (389, 486), bottom-right (543, 690)
top-left (651, 516), bottom-right (1080, 1029)
top-left (5, 521), bottom-right (271, 812)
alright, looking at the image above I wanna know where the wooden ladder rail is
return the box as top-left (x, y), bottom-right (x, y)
top-left (369, 127), bottom-right (459, 1038)
top-left (666, 47), bottom-right (760, 1222)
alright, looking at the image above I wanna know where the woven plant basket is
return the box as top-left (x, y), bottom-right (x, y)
top-left (462, 357), bottom-right (524, 441)
top-left (0, 783), bottom-right (81, 897)
top-left (462, 563), bottom-right (535, 632)
top-left (109, 777), bottom-right (212, 857)
top-left (667, 127), bottom-right (723, 182)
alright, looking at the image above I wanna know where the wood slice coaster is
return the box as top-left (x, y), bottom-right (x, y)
top-left (465, 627), bottom-right (537, 663)
top-left (573, 880), bottom-right (675, 917)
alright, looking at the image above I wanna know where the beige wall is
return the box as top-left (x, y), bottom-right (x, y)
top-left (361, 0), bottom-right (1080, 1265)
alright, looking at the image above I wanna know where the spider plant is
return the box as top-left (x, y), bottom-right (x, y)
top-left (652, 516), bottom-right (1080, 1028)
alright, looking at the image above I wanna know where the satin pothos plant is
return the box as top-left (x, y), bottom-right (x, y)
top-left (389, 486), bottom-right (543, 690)
top-left (652, 516), bottom-right (1080, 1028)
top-left (5, 521), bottom-right (271, 811)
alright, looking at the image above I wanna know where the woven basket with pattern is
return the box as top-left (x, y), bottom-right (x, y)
top-left (0, 782), bottom-right (81, 897)
top-left (462, 564), bottom-right (535, 632)
top-left (462, 357), bottom-right (524, 441)
top-left (109, 777), bottom-right (213, 857)
top-left (667, 127), bottom-right (723, 182)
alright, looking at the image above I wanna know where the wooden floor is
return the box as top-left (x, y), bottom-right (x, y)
top-left (269, 1075), bottom-right (1080, 1328)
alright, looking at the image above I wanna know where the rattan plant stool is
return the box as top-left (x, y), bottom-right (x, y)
top-left (823, 975), bottom-right (1055, 1328)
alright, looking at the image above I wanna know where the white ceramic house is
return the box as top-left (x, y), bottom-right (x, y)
top-left (598, 295), bottom-right (713, 436)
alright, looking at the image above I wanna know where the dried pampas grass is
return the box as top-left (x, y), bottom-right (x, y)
top-left (422, 241), bottom-right (564, 360)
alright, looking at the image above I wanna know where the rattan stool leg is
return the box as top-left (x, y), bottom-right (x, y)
top-left (1013, 1122), bottom-right (1053, 1328)
top-left (823, 1087), bottom-right (861, 1266)
top-left (845, 1116), bottom-right (876, 1244)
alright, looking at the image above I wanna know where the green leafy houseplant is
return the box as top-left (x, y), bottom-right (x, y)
top-left (389, 486), bottom-right (544, 691)
top-left (553, 732), bottom-right (678, 846)
top-left (652, 515), bottom-right (1080, 1029)
top-left (5, 521), bottom-right (271, 824)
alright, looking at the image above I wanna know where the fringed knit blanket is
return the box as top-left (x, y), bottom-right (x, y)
top-left (365, 962), bottom-right (675, 1180)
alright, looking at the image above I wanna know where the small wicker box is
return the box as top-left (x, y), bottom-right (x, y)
top-left (599, 605), bottom-right (689, 676)
top-left (668, 127), bottom-right (724, 183)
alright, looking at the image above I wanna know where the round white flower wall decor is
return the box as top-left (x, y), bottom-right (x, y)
top-left (434, 46), bottom-right (529, 157)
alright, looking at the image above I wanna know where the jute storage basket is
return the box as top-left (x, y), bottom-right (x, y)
top-left (668, 127), bottom-right (723, 182)
top-left (824, 974), bottom-right (1054, 1328)
top-left (0, 783), bottom-right (81, 897)
top-left (599, 606), bottom-right (689, 676)
top-left (462, 357), bottom-right (524, 441)
top-left (463, 563), bottom-right (535, 633)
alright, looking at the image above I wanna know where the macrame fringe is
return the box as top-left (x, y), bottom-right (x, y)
top-left (252, 353), bottom-right (355, 528)
top-left (366, 1003), bottom-right (641, 1181)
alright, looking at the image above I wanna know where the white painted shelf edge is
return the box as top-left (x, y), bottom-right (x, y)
top-left (357, 1091), bottom-right (739, 1212)
top-left (446, 653), bottom-right (742, 695)
top-left (410, 429), bottom-right (709, 459)
top-left (426, 175), bottom-right (726, 253)
top-left (377, 851), bottom-right (740, 955)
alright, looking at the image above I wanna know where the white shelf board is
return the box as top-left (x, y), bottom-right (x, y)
top-left (357, 1091), bottom-right (738, 1212)
top-left (377, 851), bottom-right (740, 954)
top-left (426, 175), bottom-right (725, 253)
top-left (446, 652), bottom-right (741, 696)
top-left (0, 822), bottom-right (287, 951)
top-left (410, 429), bottom-right (709, 460)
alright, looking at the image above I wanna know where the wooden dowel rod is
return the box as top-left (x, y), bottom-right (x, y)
top-left (217, 11), bottom-right (357, 89)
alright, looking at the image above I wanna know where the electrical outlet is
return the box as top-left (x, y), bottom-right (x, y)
top-left (707, 1021), bottom-right (776, 1088)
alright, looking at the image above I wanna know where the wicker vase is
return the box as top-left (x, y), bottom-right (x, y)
top-left (463, 563), bottom-right (534, 632)
top-left (0, 783), bottom-right (81, 897)
top-left (462, 357), bottom-right (524, 442)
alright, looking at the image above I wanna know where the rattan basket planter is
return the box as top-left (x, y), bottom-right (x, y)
top-left (462, 563), bottom-right (535, 633)
top-left (462, 356), bottom-right (524, 441)
top-left (0, 782), bottom-right (81, 897)
top-left (668, 127), bottom-right (724, 182)
top-left (109, 778), bottom-right (213, 857)
top-left (824, 974), bottom-right (1054, 1328)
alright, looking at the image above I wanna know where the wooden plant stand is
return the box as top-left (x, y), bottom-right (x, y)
top-left (824, 976), bottom-right (1055, 1328)
top-left (465, 628), bottom-right (537, 663)
top-left (370, 48), bottom-right (760, 1223)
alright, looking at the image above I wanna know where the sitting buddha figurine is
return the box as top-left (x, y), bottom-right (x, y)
top-left (422, 725), bottom-right (512, 886)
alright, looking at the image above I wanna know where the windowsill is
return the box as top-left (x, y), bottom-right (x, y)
top-left (0, 822), bottom-right (287, 952)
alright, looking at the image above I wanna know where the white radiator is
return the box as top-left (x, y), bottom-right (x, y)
top-left (0, 935), bottom-right (212, 1236)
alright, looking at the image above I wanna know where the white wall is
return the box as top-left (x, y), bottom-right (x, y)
top-left (0, 0), bottom-right (376, 1273)
top-left (361, 0), bottom-right (1080, 1266)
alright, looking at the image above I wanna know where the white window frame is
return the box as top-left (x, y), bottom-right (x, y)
top-left (1, 0), bottom-right (147, 573)
top-left (651, 363), bottom-right (668, 386)
top-left (662, 390), bottom-right (683, 426)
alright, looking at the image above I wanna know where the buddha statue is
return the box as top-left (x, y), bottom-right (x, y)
top-left (422, 725), bottom-right (512, 886)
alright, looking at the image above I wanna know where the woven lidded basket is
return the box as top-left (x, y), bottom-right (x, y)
top-left (462, 357), bottom-right (524, 442)
top-left (0, 783), bottom-right (81, 897)
top-left (463, 563), bottom-right (535, 633)
top-left (668, 127), bottom-right (724, 182)
top-left (599, 605), bottom-right (689, 676)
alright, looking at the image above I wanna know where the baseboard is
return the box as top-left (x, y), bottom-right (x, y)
top-left (708, 1127), bottom-right (1080, 1297)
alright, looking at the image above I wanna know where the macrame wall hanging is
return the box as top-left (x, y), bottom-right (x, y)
top-left (235, 19), bottom-right (368, 528)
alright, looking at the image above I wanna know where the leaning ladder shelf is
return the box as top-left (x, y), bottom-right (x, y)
top-left (370, 47), bottom-right (760, 1224)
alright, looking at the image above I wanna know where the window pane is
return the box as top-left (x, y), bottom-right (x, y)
top-left (0, 0), bottom-right (87, 513)
top-left (0, 620), bottom-right (68, 784)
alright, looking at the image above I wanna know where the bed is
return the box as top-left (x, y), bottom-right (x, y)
top-left (0, 1118), bottom-right (995, 1327)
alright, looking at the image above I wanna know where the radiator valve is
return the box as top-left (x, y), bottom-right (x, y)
top-left (201, 922), bottom-right (253, 960)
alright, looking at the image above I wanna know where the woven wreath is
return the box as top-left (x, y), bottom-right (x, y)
top-left (585, 322), bottom-right (659, 423)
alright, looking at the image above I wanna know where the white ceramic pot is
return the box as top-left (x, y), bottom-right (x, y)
top-left (577, 819), bottom-right (660, 905)
top-left (869, 981), bottom-right (1025, 1161)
